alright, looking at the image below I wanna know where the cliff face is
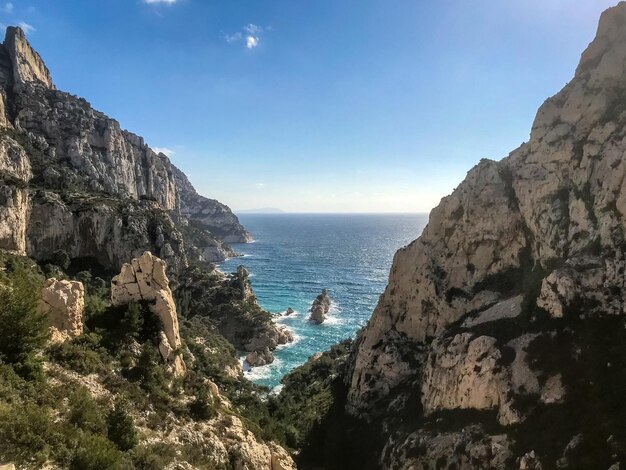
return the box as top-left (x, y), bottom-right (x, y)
top-left (339, 2), bottom-right (626, 468)
top-left (0, 26), bottom-right (250, 267)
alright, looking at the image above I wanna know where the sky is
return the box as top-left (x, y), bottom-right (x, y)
top-left (0, 0), bottom-right (619, 213)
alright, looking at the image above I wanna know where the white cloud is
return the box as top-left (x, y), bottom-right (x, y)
top-left (2, 3), bottom-right (13, 14)
top-left (18, 22), bottom-right (35, 33)
top-left (224, 32), bottom-right (242, 44)
top-left (244, 24), bottom-right (262, 35)
top-left (143, 0), bottom-right (178, 4)
top-left (255, 183), bottom-right (266, 189)
top-left (224, 23), bottom-right (266, 50)
top-left (153, 147), bottom-right (175, 157)
top-left (246, 35), bottom-right (259, 49)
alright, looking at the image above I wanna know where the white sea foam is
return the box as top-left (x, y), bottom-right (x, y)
top-left (275, 310), bottom-right (301, 322)
top-left (323, 314), bottom-right (343, 325)
top-left (241, 356), bottom-right (284, 381)
top-left (270, 384), bottom-right (284, 395)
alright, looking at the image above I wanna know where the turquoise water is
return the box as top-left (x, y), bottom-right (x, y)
top-left (219, 213), bottom-right (428, 389)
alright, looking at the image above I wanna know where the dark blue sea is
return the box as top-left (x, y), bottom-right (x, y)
top-left (219, 213), bottom-right (428, 389)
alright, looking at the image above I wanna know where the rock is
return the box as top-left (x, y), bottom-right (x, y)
top-left (309, 289), bottom-right (332, 324)
top-left (382, 426), bottom-right (512, 470)
top-left (38, 278), bottom-right (84, 343)
top-left (246, 348), bottom-right (274, 367)
top-left (0, 186), bottom-right (28, 254)
top-left (111, 251), bottom-right (186, 376)
top-left (244, 324), bottom-right (294, 352)
top-left (421, 331), bottom-right (565, 427)
top-left (0, 463), bottom-right (16, 470)
top-left (3, 26), bottom-right (54, 90)
top-left (519, 451), bottom-right (543, 470)
top-left (234, 265), bottom-right (256, 302)
top-left (462, 295), bottom-right (523, 328)
top-left (285, 307), bottom-right (294, 316)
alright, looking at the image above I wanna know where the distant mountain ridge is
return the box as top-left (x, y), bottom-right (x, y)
top-left (0, 26), bottom-right (250, 270)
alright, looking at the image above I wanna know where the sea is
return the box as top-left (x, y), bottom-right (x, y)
top-left (218, 213), bottom-right (428, 390)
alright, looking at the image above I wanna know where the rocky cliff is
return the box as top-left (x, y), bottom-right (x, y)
top-left (284, 3), bottom-right (626, 469)
top-left (0, 26), bottom-right (250, 267)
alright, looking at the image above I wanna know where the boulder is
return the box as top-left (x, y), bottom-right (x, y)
top-left (38, 278), bottom-right (84, 343)
top-left (111, 251), bottom-right (186, 376)
top-left (246, 347), bottom-right (274, 367)
top-left (309, 289), bottom-right (332, 324)
top-left (285, 307), bottom-right (294, 316)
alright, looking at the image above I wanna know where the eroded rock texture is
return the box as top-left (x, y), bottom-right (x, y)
top-left (111, 251), bottom-right (186, 376)
top-left (38, 278), bottom-right (84, 343)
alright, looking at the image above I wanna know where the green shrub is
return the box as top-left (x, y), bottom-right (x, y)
top-left (0, 265), bottom-right (48, 377)
top-left (131, 443), bottom-right (177, 470)
top-left (49, 333), bottom-right (111, 375)
top-left (70, 434), bottom-right (131, 470)
top-left (0, 402), bottom-right (58, 465)
top-left (189, 389), bottom-right (217, 421)
top-left (68, 388), bottom-right (105, 433)
top-left (107, 399), bottom-right (138, 451)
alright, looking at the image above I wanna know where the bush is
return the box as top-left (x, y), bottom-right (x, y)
top-left (188, 389), bottom-right (217, 421)
top-left (48, 333), bottom-right (111, 375)
top-left (0, 265), bottom-right (48, 377)
top-left (70, 434), bottom-right (131, 470)
top-left (68, 388), bottom-right (105, 433)
top-left (131, 443), bottom-right (177, 470)
top-left (0, 402), bottom-right (58, 465)
top-left (107, 399), bottom-right (138, 451)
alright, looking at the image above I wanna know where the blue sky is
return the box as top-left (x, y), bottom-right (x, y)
top-left (0, 0), bottom-right (618, 212)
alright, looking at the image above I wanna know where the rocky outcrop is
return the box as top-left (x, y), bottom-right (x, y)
top-left (111, 251), bottom-right (186, 376)
top-left (3, 26), bottom-right (54, 90)
top-left (234, 265), bottom-right (256, 302)
top-left (309, 289), bottom-right (332, 324)
top-left (244, 324), bottom-right (294, 353)
top-left (245, 347), bottom-right (274, 367)
top-left (38, 278), bottom-right (85, 343)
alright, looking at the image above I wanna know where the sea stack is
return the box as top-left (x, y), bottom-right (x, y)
top-left (309, 289), bottom-right (332, 324)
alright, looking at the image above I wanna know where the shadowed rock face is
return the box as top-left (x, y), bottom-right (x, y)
top-left (0, 26), bottom-right (249, 267)
top-left (333, 3), bottom-right (626, 468)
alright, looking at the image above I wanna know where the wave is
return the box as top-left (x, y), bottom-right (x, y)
top-left (241, 356), bottom-right (284, 382)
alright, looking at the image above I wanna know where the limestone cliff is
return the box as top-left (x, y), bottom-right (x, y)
top-left (323, 2), bottom-right (626, 468)
top-left (0, 26), bottom-right (249, 266)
